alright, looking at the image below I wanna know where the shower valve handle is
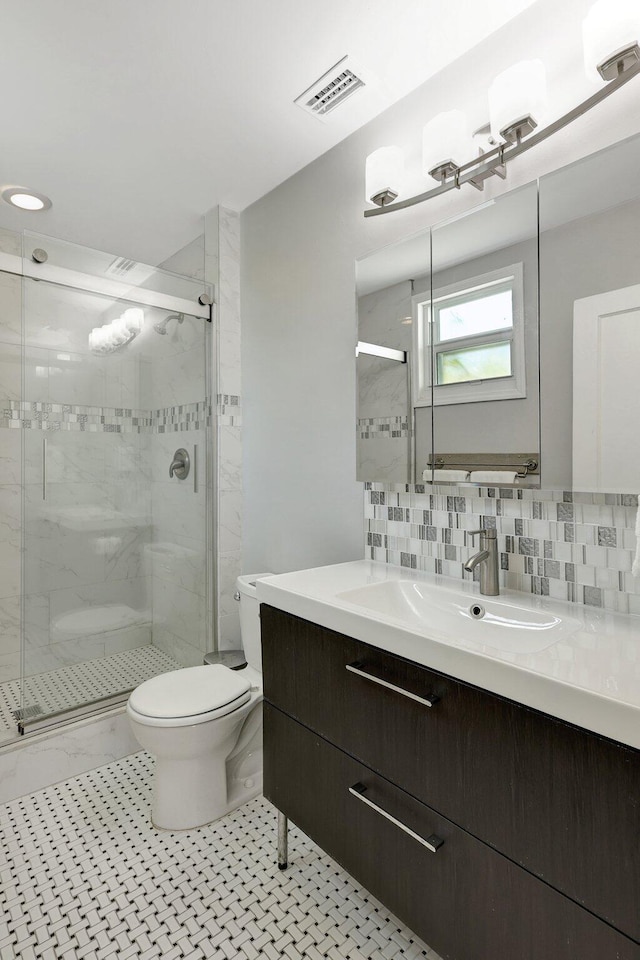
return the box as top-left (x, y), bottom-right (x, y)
top-left (169, 448), bottom-right (190, 480)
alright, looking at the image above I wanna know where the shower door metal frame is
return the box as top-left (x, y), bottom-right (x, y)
top-left (0, 249), bottom-right (213, 321)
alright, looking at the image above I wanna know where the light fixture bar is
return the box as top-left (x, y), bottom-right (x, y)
top-left (356, 341), bottom-right (407, 363)
top-left (364, 53), bottom-right (640, 217)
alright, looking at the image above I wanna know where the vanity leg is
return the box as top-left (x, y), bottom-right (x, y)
top-left (277, 811), bottom-right (288, 870)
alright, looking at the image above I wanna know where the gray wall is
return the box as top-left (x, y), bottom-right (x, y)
top-left (241, 0), bottom-right (640, 574)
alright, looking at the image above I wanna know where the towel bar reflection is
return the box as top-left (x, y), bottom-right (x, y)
top-left (429, 457), bottom-right (538, 479)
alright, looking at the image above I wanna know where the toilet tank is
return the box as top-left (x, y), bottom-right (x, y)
top-left (236, 573), bottom-right (272, 671)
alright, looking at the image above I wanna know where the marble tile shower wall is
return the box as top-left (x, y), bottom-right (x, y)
top-left (154, 206), bottom-right (244, 661)
top-left (214, 208), bottom-right (244, 652)
top-left (146, 309), bottom-right (210, 670)
top-left (364, 484), bottom-right (640, 614)
top-left (357, 280), bottom-right (413, 484)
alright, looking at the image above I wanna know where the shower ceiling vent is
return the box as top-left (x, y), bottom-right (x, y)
top-left (105, 256), bottom-right (155, 287)
top-left (107, 257), bottom-right (138, 278)
top-left (295, 56), bottom-right (368, 119)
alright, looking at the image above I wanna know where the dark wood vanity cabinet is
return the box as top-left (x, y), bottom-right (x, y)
top-left (261, 604), bottom-right (640, 959)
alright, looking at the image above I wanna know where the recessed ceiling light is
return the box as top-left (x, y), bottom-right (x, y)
top-left (1, 187), bottom-right (52, 211)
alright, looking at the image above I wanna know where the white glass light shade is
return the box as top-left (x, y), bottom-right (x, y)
top-left (103, 326), bottom-right (119, 348)
top-left (422, 110), bottom-right (470, 176)
top-left (365, 146), bottom-right (404, 205)
top-left (111, 317), bottom-right (130, 345)
top-left (122, 307), bottom-right (144, 334)
top-left (489, 60), bottom-right (547, 143)
top-left (88, 328), bottom-right (101, 351)
top-left (583, 0), bottom-right (640, 81)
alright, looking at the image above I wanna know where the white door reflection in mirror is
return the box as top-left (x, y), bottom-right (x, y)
top-left (573, 284), bottom-right (640, 493)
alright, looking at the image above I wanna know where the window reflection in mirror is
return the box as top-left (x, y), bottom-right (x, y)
top-left (355, 183), bottom-right (539, 487)
top-left (425, 183), bottom-right (539, 486)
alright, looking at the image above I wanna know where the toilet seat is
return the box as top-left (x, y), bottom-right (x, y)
top-left (128, 664), bottom-right (252, 727)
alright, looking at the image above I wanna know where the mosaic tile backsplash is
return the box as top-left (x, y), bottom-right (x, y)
top-left (364, 483), bottom-right (640, 614)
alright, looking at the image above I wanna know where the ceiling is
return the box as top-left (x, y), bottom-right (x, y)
top-left (0, 0), bottom-right (538, 265)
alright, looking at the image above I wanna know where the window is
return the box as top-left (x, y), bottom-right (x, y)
top-left (413, 263), bottom-right (526, 407)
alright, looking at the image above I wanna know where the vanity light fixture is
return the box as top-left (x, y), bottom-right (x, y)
top-left (422, 110), bottom-right (471, 182)
top-left (1, 187), bottom-right (52, 211)
top-left (364, 0), bottom-right (640, 217)
top-left (583, 0), bottom-right (640, 81)
top-left (488, 59), bottom-right (547, 145)
top-left (365, 146), bottom-right (404, 207)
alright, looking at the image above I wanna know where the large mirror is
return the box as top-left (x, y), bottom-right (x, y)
top-left (356, 231), bottom-right (429, 483)
top-left (539, 133), bottom-right (640, 494)
top-left (357, 132), bottom-right (640, 494)
top-left (356, 182), bottom-right (539, 487)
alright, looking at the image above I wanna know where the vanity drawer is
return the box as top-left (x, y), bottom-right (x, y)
top-left (264, 703), bottom-right (639, 960)
top-left (261, 604), bottom-right (640, 941)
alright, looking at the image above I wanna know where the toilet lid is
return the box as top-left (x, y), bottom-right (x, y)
top-left (129, 665), bottom-right (252, 720)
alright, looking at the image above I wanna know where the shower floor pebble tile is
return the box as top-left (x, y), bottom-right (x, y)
top-left (0, 753), bottom-right (441, 960)
top-left (0, 647), bottom-right (182, 739)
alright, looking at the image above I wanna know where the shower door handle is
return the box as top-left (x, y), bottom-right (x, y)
top-left (42, 437), bottom-right (47, 500)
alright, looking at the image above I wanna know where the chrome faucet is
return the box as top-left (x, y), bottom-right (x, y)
top-left (464, 528), bottom-right (500, 596)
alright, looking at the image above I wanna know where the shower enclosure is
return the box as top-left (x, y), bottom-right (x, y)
top-left (0, 229), bottom-right (215, 742)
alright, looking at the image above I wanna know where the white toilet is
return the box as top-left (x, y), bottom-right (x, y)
top-left (127, 573), bottom-right (270, 830)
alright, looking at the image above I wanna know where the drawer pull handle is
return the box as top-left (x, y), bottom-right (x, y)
top-left (349, 783), bottom-right (444, 854)
top-left (345, 662), bottom-right (439, 708)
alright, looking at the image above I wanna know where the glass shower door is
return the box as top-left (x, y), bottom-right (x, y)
top-left (19, 233), bottom-right (213, 730)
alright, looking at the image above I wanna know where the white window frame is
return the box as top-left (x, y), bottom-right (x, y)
top-left (412, 262), bottom-right (526, 407)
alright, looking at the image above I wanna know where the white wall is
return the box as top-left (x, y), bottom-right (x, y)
top-left (241, 0), bottom-right (640, 574)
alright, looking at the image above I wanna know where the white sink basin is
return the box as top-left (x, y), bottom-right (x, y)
top-left (337, 580), bottom-right (581, 654)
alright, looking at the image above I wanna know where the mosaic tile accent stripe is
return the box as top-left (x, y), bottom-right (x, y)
top-left (364, 483), bottom-right (640, 614)
top-left (0, 396), bottom-right (240, 431)
top-left (155, 400), bottom-right (211, 432)
top-left (217, 392), bottom-right (242, 426)
top-left (358, 416), bottom-right (410, 439)
top-left (0, 400), bottom-right (210, 433)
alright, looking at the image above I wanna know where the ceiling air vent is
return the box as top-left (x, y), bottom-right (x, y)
top-left (295, 56), bottom-right (367, 119)
top-left (107, 257), bottom-right (137, 278)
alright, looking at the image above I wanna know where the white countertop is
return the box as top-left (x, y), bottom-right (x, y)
top-left (257, 560), bottom-right (640, 750)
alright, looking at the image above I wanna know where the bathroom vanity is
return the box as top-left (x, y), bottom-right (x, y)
top-left (258, 562), bottom-right (640, 960)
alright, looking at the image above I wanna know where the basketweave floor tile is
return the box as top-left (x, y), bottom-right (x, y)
top-left (0, 752), bottom-right (441, 960)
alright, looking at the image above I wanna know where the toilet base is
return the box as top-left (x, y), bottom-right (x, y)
top-left (151, 749), bottom-right (230, 830)
top-left (151, 763), bottom-right (263, 831)
top-left (128, 689), bottom-right (263, 831)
